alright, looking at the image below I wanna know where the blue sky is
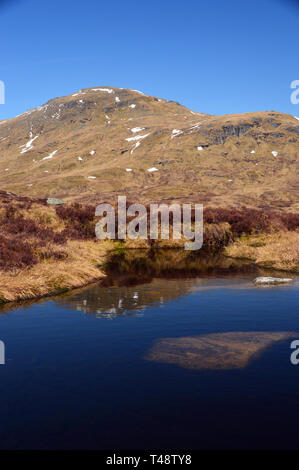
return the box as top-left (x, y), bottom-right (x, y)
top-left (0, 0), bottom-right (298, 119)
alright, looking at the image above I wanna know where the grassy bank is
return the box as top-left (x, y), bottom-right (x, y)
top-left (0, 191), bottom-right (115, 303)
top-left (0, 239), bottom-right (113, 303)
top-left (224, 231), bottom-right (299, 273)
top-left (0, 191), bottom-right (298, 304)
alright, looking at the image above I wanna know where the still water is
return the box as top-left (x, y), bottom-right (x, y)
top-left (0, 252), bottom-right (298, 449)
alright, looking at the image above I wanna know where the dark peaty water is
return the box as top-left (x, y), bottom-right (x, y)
top-left (0, 254), bottom-right (298, 450)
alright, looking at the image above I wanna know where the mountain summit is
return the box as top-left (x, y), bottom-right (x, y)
top-left (0, 87), bottom-right (298, 210)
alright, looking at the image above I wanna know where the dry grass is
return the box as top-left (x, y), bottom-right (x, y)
top-left (24, 204), bottom-right (65, 231)
top-left (0, 190), bottom-right (298, 303)
top-left (0, 240), bottom-right (113, 303)
top-left (225, 231), bottom-right (299, 272)
top-left (0, 87), bottom-right (298, 212)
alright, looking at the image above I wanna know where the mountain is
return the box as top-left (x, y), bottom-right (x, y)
top-left (0, 87), bottom-right (298, 210)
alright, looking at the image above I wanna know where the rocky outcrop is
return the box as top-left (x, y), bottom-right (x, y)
top-left (254, 277), bottom-right (294, 285)
top-left (47, 197), bottom-right (66, 206)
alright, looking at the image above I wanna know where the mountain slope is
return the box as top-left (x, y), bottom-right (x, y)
top-left (0, 87), bottom-right (298, 210)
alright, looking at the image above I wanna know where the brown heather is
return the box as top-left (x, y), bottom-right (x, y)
top-left (0, 240), bottom-right (113, 303)
top-left (0, 190), bottom-right (298, 303)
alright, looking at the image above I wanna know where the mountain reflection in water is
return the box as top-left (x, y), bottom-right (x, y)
top-left (56, 249), bottom-right (287, 319)
top-left (58, 278), bottom-right (192, 318)
top-left (146, 331), bottom-right (297, 370)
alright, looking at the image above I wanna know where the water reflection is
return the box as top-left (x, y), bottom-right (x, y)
top-left (0, 249), bottom-right (292, 317)
top-left (104, 248), bottom-right (260, 282)
top-left (146, 331), bottom-right (297, 370)
top-left (57, 278), bottom-right (191, 318)
top-left (56, 249), bottom-right (282, 319)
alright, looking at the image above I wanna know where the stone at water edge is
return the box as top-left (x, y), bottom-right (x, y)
top-left (254, 277), bottom-right (294, 285)
top-left (47, 197), bottom-right (67, 206)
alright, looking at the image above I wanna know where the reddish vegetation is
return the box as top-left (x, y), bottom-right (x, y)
top-left (0, 189), bottom-right (47, 206)
top-left (114, 200), bottom-right (299, 233)
top-left (55, 203), bottom-right (96, 239)
top-left (203, 207), bottom-right (299, 235)
top-left (0, 235), bottom-right (38, 271)
top-left (0, 194), bottom-right (96, 271)
top-left (0, 190), bottom-right (298, 272)
top-left (0, 209), bottom-right (66, 271)
top-left (115, 201), bottom-right (299, 237)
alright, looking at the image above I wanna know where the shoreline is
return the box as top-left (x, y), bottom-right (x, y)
top-left (224, 231), bottom-right (299, 273)
top-left (0, 240), bottom-right (113, 305)
top-left (1, 232), bottom-right (298, 306)
top-left (0, 193), bottom-right (298, 306)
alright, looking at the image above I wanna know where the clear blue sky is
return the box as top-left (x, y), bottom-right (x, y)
top-left (0, 0), bottom-right (298, 119)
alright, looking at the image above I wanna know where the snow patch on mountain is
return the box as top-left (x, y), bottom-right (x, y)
top-left (93, 88), bottom-right (114, 94)
top-left (131, 89), bottom-right (145, 95)
top-left (72, 91), bottom-right (86, 97)
top-left (130, 142), bottom-right (140, 154)
top-left (20, 135), bottom-right (39, 154)
top-left (43, 150), bottom-right (58, 160)
top-left (126, 133), bottom-right (150, 142)
top-left (130, 127), bottom-right (145, 133)
top-left (171, 129), bottom-right (182, 139)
